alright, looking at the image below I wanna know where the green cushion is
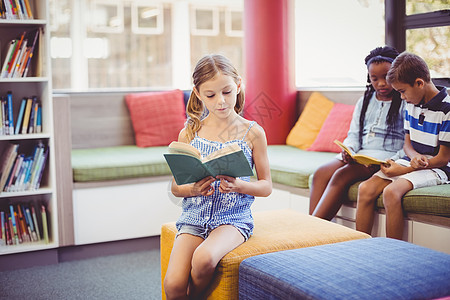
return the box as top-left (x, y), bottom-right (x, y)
top-left (348, 182), bottom-right (450, 217)
top-left (267, 145), bottom-right (336, 188)
top-left (72, 145), bottom-right (171, 182)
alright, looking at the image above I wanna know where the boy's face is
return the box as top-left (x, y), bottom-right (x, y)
top-left (391, 79), bottom-right (425, 105)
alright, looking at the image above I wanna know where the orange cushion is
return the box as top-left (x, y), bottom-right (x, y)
top-left (307, 103), bottom-right (355, 153)
top-left (126, 90), bottom-right (186, 147)
top-left (286, 92), bottom-right (334, 149)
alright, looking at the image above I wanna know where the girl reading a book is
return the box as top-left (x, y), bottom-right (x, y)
top-left (309, 46), bottom-right (405, 221)
top-left (164, 54), bottom-right (272, 300)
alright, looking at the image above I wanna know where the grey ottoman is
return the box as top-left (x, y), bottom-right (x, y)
top-left (239, 238), bottom-right (450, 299)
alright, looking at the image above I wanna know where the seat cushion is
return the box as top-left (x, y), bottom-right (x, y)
top-left (72, 145), bottom-right (171, 182)
top-left (348, 182), bottom-right (450, 217)
top-left (161, 210), bottom-right (370, 300)
top-left (239, 237), bottom-right (450, 300)
top-left (268, 145), bottom-right (336, 188)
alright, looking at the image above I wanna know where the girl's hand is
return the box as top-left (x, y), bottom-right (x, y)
top-left (342, 150), bottom-right (354, 164)
top-left (410, 155), bottom-right (429, 170)
top-left (192, 176), bottom-right (216, 196)
top-left (216, 175), bottom-right (240, 193)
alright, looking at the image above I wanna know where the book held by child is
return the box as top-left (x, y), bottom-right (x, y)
top-left (334, 140), bottom-right (387, 166)
top-left (164, 141), bottom-right (254, 185)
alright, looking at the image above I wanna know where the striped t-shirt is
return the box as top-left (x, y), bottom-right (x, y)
top-left (404, 87), bottom-right (450, 176)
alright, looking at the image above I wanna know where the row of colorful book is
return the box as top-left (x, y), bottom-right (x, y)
top-left (0, 203), bottom-right (49, 246)
top-left (0, 0), bottom-right (33, 20)
top-left (0, 141), bottom-right (48, 193)
top-left (0, 92), bottom-right (42, 135)
top-left (0, 29), bottom-right (41, 78)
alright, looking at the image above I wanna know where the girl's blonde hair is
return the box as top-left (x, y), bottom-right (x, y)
top-left (185, 54), bottom-right (245, 142)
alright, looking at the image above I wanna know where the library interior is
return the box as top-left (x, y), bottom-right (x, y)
top-left (0, 0), bottom-right (449, 299)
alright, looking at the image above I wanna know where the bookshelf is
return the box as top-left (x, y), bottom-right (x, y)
top-left (0, 0), bottom-right (58, 254)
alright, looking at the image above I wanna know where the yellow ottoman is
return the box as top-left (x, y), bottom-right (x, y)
top-left (160, 209), bottom-right (370, 299)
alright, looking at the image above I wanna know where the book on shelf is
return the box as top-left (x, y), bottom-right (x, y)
top-left (21, 97), bottom-right (32, 134)
top-left (0, 211), bottom-right (5, 246)
top-left (41, 204), bottom-right (48, 244)
top-left (0, 91), bottom-right (42, 135)
top-left (14, 98), bottom-right (26, 135)
top-left (0, 143), bottom-right (19, 191)
top-left (334, 140), bottom-right (387, 166)
top-left (0, 39), bottom-right (17, 78)
top-left (0, 0), bottom-right (33, 20)
top-left (0, 29), bottom-right (40, 78)
top-left (30, 204), bottom-right (40, 240)
top-left (29, 97), bottom-right (38, 133)
top-left (0, 142), bottom-right (47, 192)
top-left (164, 141), bottom-right (254, 185)
top-left (6, 91), bottom-right (13, 135)
top-left (0, 203), bottom-right (47, 246)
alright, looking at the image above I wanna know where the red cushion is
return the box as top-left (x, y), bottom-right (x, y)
top-left (307, 103), bottom-right (355, 153)
top-left (125, 90), bottom-right (186, 147)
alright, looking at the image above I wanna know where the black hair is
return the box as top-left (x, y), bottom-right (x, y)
top-left (358, 46), bottom-right (402, 150)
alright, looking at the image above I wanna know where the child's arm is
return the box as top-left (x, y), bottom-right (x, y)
top-left (216, 125), bottom-right (272, 197)
top-left (170, 128), bottom-right (216, 198)
top-left (411, 145), bottom-right (450, 170)
top-left (381, 134), bottom-right (415, 177)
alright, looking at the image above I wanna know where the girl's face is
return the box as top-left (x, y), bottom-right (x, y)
top-left (195, 72), bottom-right (241, 120)
top-left (368, 61), bottom-right (393, 100)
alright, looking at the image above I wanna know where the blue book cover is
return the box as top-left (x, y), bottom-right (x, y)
top-left (36, 105), bottom-right (42, 133)
top-left (9, 205), bottom-right (19, 244)
top-left (7, 91), bottom-right (14, 135)
top-left (14, 98), bottom-right (26, 135)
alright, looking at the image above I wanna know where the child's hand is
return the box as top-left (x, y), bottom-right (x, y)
top-left (380, 159), bottom-right (405, 177)
top-left (342, 151), bottom-right (354, 164)
top-left (192, 176), bottom-right (216, 196)
top-left (410, 155), bottom-right (429, 170)
top-left (216, 175), bottom-right (239, 193)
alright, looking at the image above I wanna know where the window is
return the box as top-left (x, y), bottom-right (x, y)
top-left (49, 0), bottom-right (244, 91)
top-left (295, 0), bottom-right (385, 87)
top-left (405, 1), bottom-right (449, 79)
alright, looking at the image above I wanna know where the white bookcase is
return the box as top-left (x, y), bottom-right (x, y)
top-left (0, 0), bottom-right (58, 254)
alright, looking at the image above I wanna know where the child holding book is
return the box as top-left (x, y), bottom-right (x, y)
top-left (310, 46), bottom-right (405, 220)
top-left (356, 52), bottom-right (450, 239)
top-left (164, 54), bottom-right (272, 299)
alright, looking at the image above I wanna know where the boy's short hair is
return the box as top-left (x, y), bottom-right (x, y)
top-left (387, 52), bottom-right (431, 86)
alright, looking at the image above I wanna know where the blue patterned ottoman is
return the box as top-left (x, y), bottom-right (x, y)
top-left (239, 238), bottom-right (450, 299)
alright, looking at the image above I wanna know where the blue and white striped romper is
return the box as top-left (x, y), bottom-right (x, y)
top-left (175, 121), bottom-right (256, 239)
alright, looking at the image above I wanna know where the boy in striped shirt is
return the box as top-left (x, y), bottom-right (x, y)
top-left (355, 52), bottom-right (450, 239)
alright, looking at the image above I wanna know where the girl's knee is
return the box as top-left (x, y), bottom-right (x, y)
top-left (191, 249), bottom-right (216, 278)
top-left (164, 275), bottom-right (187, 299)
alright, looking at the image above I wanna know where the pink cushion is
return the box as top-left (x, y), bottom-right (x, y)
top-left (125, 90), bottom-right (186, 147)
top-left (307, 103), bottom-right (355, 153)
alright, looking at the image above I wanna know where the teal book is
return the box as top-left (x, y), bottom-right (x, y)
top-left (14, 98), bottom-right (26, 135)
top-left (164, 141), bottom-right (253, 185)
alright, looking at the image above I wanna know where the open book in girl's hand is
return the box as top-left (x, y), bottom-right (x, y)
top-left (334, 140), bottom-right (387, 166)
top-left (164, 141), bottom-right (254, 185)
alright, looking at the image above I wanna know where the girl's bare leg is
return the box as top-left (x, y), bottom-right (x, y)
top-left (309, 159), bottom-right (345, 214)
top-left (164, 234), bottom-right (203, 300)
top-left (188, 225), bottom-right (245, 299)
top-left (313, 163), bottom-right (374, 220)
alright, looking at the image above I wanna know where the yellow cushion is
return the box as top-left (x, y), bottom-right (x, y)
top-left (160, 209), bottom-right (370, 299)
top-left (286, 92), bottom-right (334, 149)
